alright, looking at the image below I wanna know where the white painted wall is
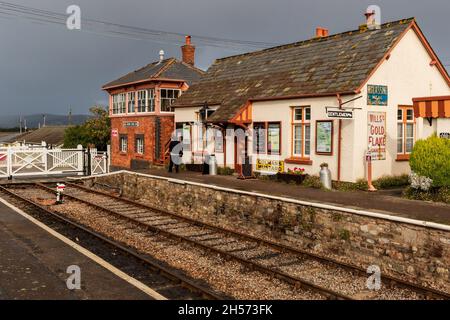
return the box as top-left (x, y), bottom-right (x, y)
top-left (358, 28), bottom-right (450, 180)
top-left (174, 28), bottom-right (450, 182)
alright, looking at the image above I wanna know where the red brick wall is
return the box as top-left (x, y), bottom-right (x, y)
top-left (111, 115), bottom-right (174, 168)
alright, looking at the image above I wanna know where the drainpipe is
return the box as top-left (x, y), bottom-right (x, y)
top-left (336, 94), bottom-right (343, 182)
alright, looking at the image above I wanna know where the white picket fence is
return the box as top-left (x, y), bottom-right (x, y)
top-left (0, 145), bottom-right (109, 178)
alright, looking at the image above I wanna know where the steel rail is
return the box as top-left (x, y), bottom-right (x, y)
top-left (63, 181), bottom-right (450, 300)
top-left (25, 182), bottom-right (353, 300)
top-left (0, 185), bottom-right (226, 300)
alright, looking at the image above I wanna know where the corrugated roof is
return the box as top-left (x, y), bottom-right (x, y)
top-left (102, 58), bottom-right (205, 89)
top-left (6, 126), bottom-right (69, 146)
top-left (174, 18), bottom-right (415, 122)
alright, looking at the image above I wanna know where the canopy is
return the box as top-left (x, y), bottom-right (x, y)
top-left (413, 96), bottom-right (450, 118)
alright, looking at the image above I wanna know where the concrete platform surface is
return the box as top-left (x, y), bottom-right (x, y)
top-left (0, 200), bottom-right (152, 300)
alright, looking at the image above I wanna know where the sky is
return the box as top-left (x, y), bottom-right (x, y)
top-left (0, 0), bottom-right (449, 116)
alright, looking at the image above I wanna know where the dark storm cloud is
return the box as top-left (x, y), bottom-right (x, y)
top-left (0, 0), bottom-right (449, 116)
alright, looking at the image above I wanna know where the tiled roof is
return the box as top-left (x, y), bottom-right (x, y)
top-left (7, 126), bottom-right (69, 146)
top-left (174, 18), bottom-right (415, 122)
top-left (102, 58), bottom-right (205, 89)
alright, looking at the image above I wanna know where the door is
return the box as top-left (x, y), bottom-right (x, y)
top-left (234, 133), bottom-right (249, 177)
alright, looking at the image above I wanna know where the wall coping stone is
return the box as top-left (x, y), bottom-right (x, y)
top-left (71, 170), bottom-right (450, 232)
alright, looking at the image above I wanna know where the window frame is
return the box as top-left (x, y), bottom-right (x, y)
top-left (119, 134), bottom-right (128, 153)
top-left (160, 88), bottom-right (180, 113)
top-left (135, 134), bottom-right (144, 155)
top-left (252, 122), bottom-right (281, 156)
top-left (397, 105), bottom-right (416, 160)
top-left (214, 128), bottom-right (224, 153)
top-left (291, 106), bottom-right (311, 159)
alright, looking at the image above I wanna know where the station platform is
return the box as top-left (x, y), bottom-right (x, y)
top-left (0, 199), bottom-right (152, 300)
top-left (133, 168), bottom-right (450, 226)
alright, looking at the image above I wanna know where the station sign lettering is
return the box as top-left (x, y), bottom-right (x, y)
top-left (327, 109), bottom-right (354, 119)
top-left (124, 121), bottom-right (139, 127)
top-left (440, 132), bottom-right (450, 139)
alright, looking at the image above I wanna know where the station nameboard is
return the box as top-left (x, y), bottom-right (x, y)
top-left (440, 132), bottom-right (450, 139)
top-left (327, 109), bottom-right (354, 119)
top-left (367, 85), bottom-right (388, 106)
top-left (124, 121), bottom-right (139, 127)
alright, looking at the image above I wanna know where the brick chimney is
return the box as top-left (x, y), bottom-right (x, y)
top-left (181, 35), bottom-right (195, 66)
top-left (316, 27), bottom-right (329, 38)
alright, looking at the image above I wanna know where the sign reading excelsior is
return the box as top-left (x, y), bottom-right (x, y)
top-left (367, 112), bottom-right (386, 161)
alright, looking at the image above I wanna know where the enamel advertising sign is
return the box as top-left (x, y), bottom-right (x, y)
top-left (367, 85), bottom-right (388, 106)
top-left (367, 112), bottom-right (386, 161)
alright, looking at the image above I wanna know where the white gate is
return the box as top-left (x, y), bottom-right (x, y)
top-left (1, 146), bottom-right (84, 178)
top-left (88, 148), bottom-right (109, 175)
top-left (0, 148), bottom-right (9, 178)
top-left (0, 145), bottom-right (109, 178)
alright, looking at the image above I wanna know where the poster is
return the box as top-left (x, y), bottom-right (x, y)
top-left (316, 121), bottom-right (333, 154)
top-left (367, 85), bottom-right (388, 106)
top-left (367, 112), bottom-right (386, 160)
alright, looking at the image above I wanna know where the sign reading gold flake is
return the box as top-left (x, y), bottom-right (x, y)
top-left (256, 159), bottom-right (285, 173)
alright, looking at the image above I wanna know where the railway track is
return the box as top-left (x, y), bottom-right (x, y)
top-left (0, 184), bottom-right (227, 301)
top-left (3, 182), bottom-right (449, 300)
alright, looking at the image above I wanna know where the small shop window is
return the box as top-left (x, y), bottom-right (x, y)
top-left (267, 122), bottom-right (281, 155)
top-left (135, 135), bottom-right (144, 154)
top-left (127, 92), bottom-right (136, 113)
top-left (119, 134), bottom-right (128, 153)
top-left (397, 106), bottom-right (415, 157)
top-left (292, 106), bottom-right (311, 158)
top-left (253, 123), bottom-right (267, 154)
top-left (214, 129), bottom-right (224, 153)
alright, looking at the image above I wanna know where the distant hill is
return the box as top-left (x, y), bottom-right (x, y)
top-left (0, 114), bottom-right (90, 129)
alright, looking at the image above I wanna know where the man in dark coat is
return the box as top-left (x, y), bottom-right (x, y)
top-left (168, 136), bottom-right (183, 173)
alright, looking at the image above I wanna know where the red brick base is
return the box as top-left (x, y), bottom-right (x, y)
top-left (110, 115), bottom-right (174, 168)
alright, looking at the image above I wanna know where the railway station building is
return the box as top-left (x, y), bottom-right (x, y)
top-left (103, 36), bottom-right (205, 169)
top-left (173, 17), bottom-right (450, 182)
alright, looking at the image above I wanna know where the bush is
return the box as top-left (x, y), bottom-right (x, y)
top-left (373, 174), bottom-right (410, 189)
top-left (217, 166), bottom-right (234, 176)
top-left (302, 175), bottom-right (323, 189)
top-left (410, 135), bottom-right (450, 187)
top-left (403, 186), bottom-right (450, 204)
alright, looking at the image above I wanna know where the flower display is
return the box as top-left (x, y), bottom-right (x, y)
top-left (287, 167), bottom-right (306, 175)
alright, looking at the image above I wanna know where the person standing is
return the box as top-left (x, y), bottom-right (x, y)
top-left (168, 135), bottom-right (183, 173)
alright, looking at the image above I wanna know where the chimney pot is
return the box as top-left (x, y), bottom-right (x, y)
top-left (159, 49), bottom-right (165, 62)
top-left (181, 35), bottom-right (195, 66)
top-left (316, 27), bottom-right (329, 38)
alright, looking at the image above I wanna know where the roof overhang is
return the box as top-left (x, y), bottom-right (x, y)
top-left (413, 96), bottom-right (450, 118)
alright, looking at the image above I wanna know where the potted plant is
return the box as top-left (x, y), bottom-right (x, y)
top-left (277, 167), bottom-right (308, 184)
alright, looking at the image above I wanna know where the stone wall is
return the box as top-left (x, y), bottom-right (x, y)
top-left (86, 172), bottom-right (450, 291)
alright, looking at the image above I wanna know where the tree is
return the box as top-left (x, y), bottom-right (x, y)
top-left (64, 106), bottom-right (110, 150)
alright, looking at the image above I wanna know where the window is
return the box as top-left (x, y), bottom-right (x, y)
top-left (267, 123), bottom-right (281, 155)
top-left (119, 135), bottom-right (128, 153)
top-left (253, 123), bottom-right (266, 154)
top-left (135, 135), bottom-right (144, 154)
top-left (127, 92), bottom-right (136, 113)
top-left (397, 106), bottom-right (415, 157)
top-left (112, 94), bottom-right (126, 114)
top-left (160, 89), bottom-right (180, 112)
top-left (292, 107), bottom-right (311, 158)
top-left (214, 129), bottom-right (224, 153)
